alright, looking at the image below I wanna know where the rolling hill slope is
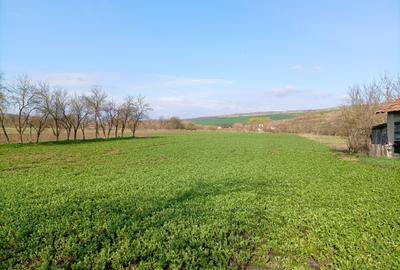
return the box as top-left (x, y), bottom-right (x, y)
top-left (190, 112), bottom-right (299, 126)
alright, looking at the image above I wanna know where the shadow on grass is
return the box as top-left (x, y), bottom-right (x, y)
top-left (330, 148), bottom-right (350, 154)
top-left (0, 135), bottom-right (161, 148)
top-left (6, 178), bottom-right (260, 269)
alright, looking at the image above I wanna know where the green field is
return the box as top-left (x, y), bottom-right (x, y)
top-left (1, 132), bottom-right (400, 269)
top-left (190, 113), bottom-right (298, 126)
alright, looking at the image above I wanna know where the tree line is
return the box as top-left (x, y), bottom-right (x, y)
top-left (0, 74), bottom-right (151, 144)
top-left (340, 73), bottom-right (400, 153)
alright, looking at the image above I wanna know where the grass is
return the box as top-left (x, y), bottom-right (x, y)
top-left (191, 113), bottom-right (298, 126)
top-left (299, 134), bottom-right (348, 151)
top-left (1, 132), bottom-right (399, 269)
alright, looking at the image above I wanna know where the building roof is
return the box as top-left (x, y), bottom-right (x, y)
top-left (376, 99), bottom-right (400, 114)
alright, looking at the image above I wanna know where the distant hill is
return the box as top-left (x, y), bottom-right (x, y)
top-left (189, 108), bottom-right (336, 126)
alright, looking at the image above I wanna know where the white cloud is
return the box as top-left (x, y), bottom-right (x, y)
top-left (45, 72), bottom-right (100, 88)
top-left (151, 95), bottom-right (246, 118)
top-left (289, 64), bottom-right (304, 71)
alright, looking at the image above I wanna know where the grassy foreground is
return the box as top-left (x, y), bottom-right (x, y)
top-left (1, 132), bottom-right (399, 269)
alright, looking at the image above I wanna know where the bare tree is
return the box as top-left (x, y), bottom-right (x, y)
top-left (114, 107), bottom-right (120, 138)
top-left (7, 75), bottom-right (36, 143)
top-left (99, 113), bottom-right (107, 138)
top-left (103, 100), bottom-right (119, 138)
top-left (60, 97), bottom-right (73, 141)
top-left (69, 95), bottom-right (89, 140)
top-left (119, 96), bottom-right (134, 137)
top-left (129, 95), bottom-right (151, 137)
top-left (38, 86), bottom-right (68, 141)
top-left (86, 87), bottom-right (107, 139)
top-left (30, 84), bottom-right (50, 143)
top-left (0, 73), bottom-right (10, 143)
top-left (80, 117), bottom-right (89, 140)
top-left (395, 75), bottom-right (400, 99)
top-left (380, 72), bottom-right (395, 101)
top-left (340, 83), bottom-right (383, 153)
top-left (379, 72), bottom-right (400, 101)
top-left (29, 113), bottom-right (49, 143)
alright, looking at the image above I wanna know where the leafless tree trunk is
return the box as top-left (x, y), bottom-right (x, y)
top-left (100, 121), bottom-right (107, 138)
top-left (103, 101), bottom-right (118, 138)
top-left (62, 113), bottom-right (73, 141)
top-left (0, 73), bottom-right (9, 143)
top-left (80, 119), bottom-right (88, 141)
top-left (120, 114), bottom-right (128, 137)
top-left (29, 123), bottom-right (33, 143)
top-left (70, 95), bottom-right (89, 141)
top-left (31, 114), bottom-right (49, 143)
top-left (0, 75), bottom-right (10, 143)
top-left (60, 93), bottom-right (73, 141)
top-left (0, 114), bottom-right (9, 143)
top-left (86, 87), bottom-right (107, 139)
top-left (119, 96), bottom-right (135, 137)
top-left (114, 118), bottom-right (119, 138)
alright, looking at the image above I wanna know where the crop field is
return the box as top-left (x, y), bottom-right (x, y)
top-left (1, 132), bottom-right (400, 269)
top-left (190, 113), bottom-right (298, 126)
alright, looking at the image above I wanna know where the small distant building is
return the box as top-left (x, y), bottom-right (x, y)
top-left (370, 99), bottom-right (400, 157)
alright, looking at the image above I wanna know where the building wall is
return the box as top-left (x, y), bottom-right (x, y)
top-left (369, 144), bottom-right (389, 157)
top-left (370, 112), bottom-right (400, 158)
top-left (387, 112), bottom-right (400, 144)
top-left (385, 112), bottom-right (400, 157)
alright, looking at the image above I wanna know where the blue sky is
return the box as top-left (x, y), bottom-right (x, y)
top-left (1, 0), bottom-right (399, 118)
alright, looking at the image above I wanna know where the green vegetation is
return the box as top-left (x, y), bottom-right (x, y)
top-left (191, 113), bottom-right (298, 126)
top-left (1, 132), bottom-right (399, 269)
top-left (247, 117), bottom-right (272, 125)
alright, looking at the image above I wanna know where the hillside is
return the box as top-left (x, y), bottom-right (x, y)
top-left (189, 108), bottom-right (336, 126)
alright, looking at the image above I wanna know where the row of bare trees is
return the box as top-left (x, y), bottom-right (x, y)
top-left (340, 73), bottom-right (400, 153)
top-left (0, 74), bottom-right (151, 144)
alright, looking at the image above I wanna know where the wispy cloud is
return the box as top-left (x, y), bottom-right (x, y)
top-left (152, 96), bottom-right (245, 118)
top-left (270, 85), bottom-right (306, 96)
top-left (289, 64), bottom-right (304, 71)
top-left (158, 97), bottom-right (184, 102)
top-left (311, 65), bottom-right (321, 72)
top-left (157, 75), bottom-right (233, 87)
top-left (289, 65), bottom-right (322, 73)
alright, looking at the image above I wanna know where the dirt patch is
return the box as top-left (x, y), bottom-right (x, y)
top-left (245, 266), bottom-right (269, 270)
top-left (308, 258), bottom-right (320, 270)
top-left (265, 251), bottom-right (282, 269)
top-left (0, 165), bottom-right (34, 172)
